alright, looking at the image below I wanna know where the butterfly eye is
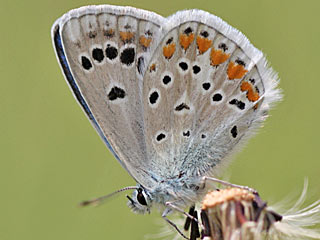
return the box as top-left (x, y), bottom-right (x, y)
top-left (137, 188), bottom-right (147, 206)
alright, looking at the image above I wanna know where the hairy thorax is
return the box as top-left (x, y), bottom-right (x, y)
top-left (149, 175), bottom-right (204, 208)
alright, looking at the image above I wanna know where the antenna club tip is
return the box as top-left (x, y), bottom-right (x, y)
top-left (79, 200), bottom-right (91, 207)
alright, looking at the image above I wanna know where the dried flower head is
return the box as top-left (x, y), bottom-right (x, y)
top-left (155, 183), bottom-right (320, 240)
top-left (201, 188), bottom-right (282, 240)
top-left (200, 186), bottom-right (320, 240)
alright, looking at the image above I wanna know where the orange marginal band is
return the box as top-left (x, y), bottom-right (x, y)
top-left (197, 36), bottom-right (212, 54)
top-left (119, 31), bottom-right (134, 42)
top-left (240, 81), bottom-right (260, 102)
top-left (163, 43), bottom-right (176, 59)
top-left (105, 29), bottom-right (114, 37)
top-left (179, 33), bottom-right (194, 51)
top-left (210, 48), bottom-right (230, 66)
top-left (227, 61), bottom-right (248, 80)
top-left (150, 63), bottom-right (156, 72)
top-left (139, 36), bottom-right (152, 48)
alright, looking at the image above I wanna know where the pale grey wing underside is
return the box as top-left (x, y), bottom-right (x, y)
top-left (142, 10), bottom-right (281, 180)
top-left (52, 7), bottom-right (281, 188)
top-left (52, 5), bottom-right (165, 188)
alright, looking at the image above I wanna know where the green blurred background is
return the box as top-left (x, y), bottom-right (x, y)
top-left (1, 0), bottom-right (320, 239)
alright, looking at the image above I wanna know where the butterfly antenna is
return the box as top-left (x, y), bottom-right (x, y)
top-left (79, 186), bottom-right (139, 207)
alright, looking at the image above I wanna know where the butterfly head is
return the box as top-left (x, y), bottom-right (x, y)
top-left (127, 186), bottom-right (152, 214)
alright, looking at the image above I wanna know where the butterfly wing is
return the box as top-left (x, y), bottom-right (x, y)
top-left (51, 5), bottom-right (165, 188)
top-left (142, 10), bottom-right (281, 179)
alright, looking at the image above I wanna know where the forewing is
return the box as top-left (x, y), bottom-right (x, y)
top-left (142, 10), bottom-right (281, 179)
top-left (51, 5), bottom-right (165, 187)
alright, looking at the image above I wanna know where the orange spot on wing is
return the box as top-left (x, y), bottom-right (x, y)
top-left (240, 82), bottom-right (251, 91)
top-left (149, 63), bottom-right (156, 72)
top-left (240, 81), bottom-right (260, 102)
top-left (139, 36), bottom-right (152, 49)
top-left (120, 31), bottom-right (134, 43)
top-left (104, 29), bottom-right (114, 37)
top-left (247, 89), bottom-right (260, 102)
top-left (210, 48), bottom-right (230, 66)
top-left (227, 62), bottom-right (248, 80)
top-left (196, 36), bottom-right (212, 54)
top-left (179, 33), bottom-right (194, 50)
top-left (163, 43), bottom-right (176, 59)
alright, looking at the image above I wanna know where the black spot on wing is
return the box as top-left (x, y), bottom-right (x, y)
top-left (202, 82), bottom-right (211, 90)
top-left (235, 58), bottom-right (246, 66)
top-left (120, 48), bottom-right (135, 65)
top-left (249, 78), bottom-right (255, 84)
top-left (149, 91), bottom-right (159, 105)
top-left (81, 56), bottom-right (92, 70)
top-left (156, 133), bottom-right (166, 142)
top-left (229, 99), bottom-right (245, 110)
top-left (179, 62), bottom-right (188, 71)
top-left (175, 103), bottom-right (190, 111)
top-left (108, 86), bottom-right (126, 101)
top-left (166, 37), bottom-right (173, 45)
top-left (184, 27), bottom-right (193, 35)
top-left (162, 75), bottom-right (171, 85)
top-left (183, 130), bottom-right (190, 137)
top-left (105, 45), bottom-right (118, 60)
top-left (193, 65), bottom-right (201, 74)
top-left (212, 93), bottom-right (222, 102)
top-left (218, 43), bottom-right (228, 52)
top-left (145, 30), bottom-right (153, 36)
top-left (231, 126), bottom-right (238, 138)
top-left (92, 48), bottom-right (104, 62)
top-left (200, 31), bottom-right (209, 38)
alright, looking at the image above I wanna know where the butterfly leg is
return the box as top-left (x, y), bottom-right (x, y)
top-left (202, 176), bottom-right (258, 194)
top-left (165, 201), bottom-right (204, 229)
top-left (162, 208), bottom-right (189, 240)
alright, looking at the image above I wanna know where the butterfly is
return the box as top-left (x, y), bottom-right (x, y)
top-left (51, 5), bottom-right (281, 238)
